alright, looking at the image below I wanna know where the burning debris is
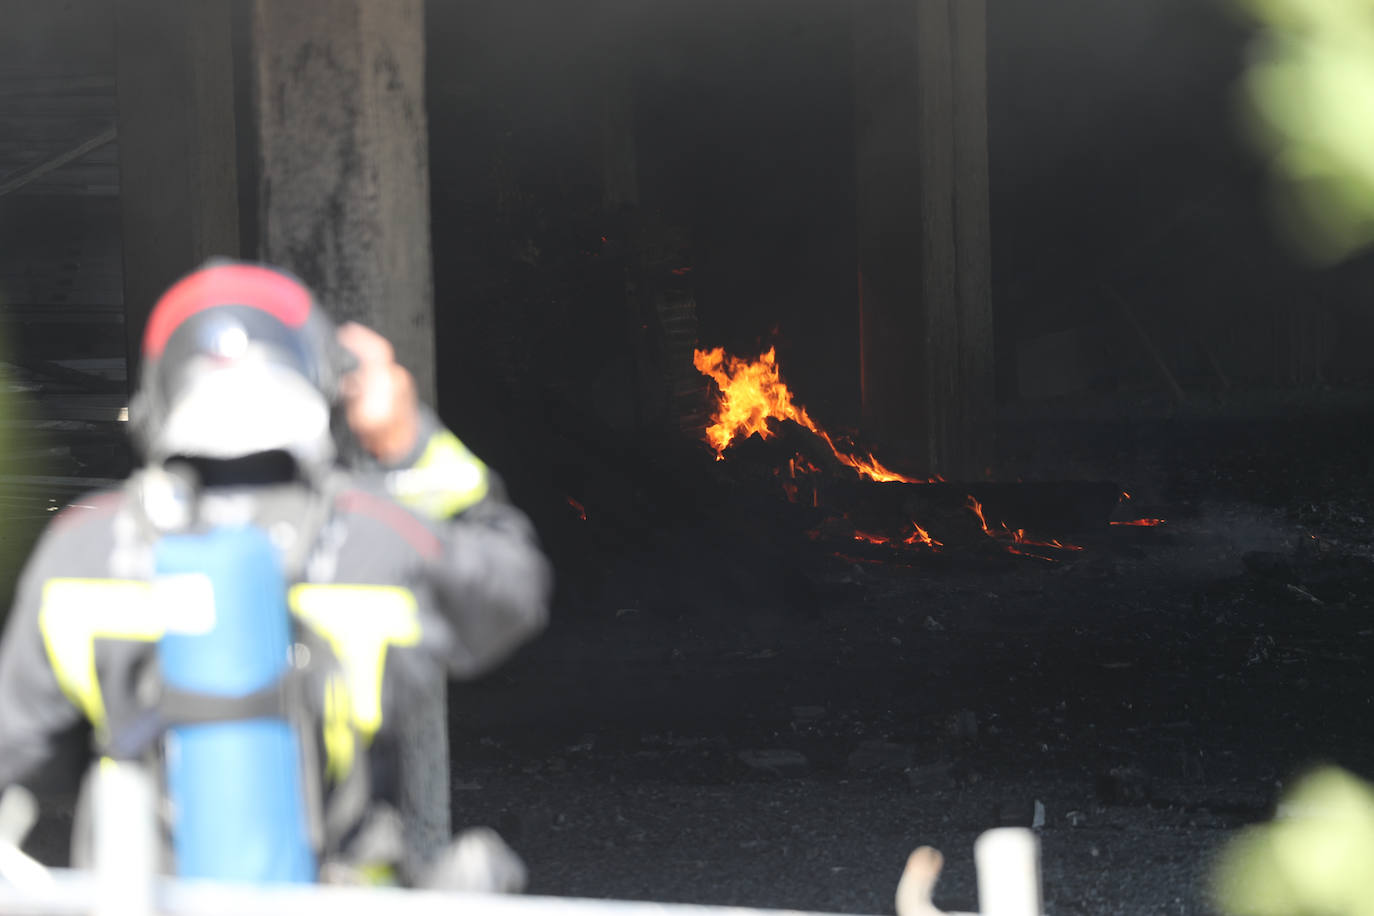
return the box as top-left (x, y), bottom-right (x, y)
top-left (693, 346), bottom-right (1157, 562)
top-left (966, 495), bottom-right (1085, 561)
top-left (1112, 492), bottom-right (1167, 528)
top-left (692, 347), bottom-right (935, 484)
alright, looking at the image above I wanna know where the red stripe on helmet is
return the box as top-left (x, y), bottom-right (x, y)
top-left (143, 263), bottom-right (312, 358)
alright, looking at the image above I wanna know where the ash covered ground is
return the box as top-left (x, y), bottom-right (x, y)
top-left (447, 391), bottom-right (1374, 915)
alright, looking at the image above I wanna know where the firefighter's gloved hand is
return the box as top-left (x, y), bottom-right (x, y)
top-left (419, 827), bottom-right (527, 894)
top-left (336, 322), bottom-right (421, 465)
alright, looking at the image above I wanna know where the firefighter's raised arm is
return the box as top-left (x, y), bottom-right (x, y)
top-left (336, 322), bottom-right (553, 678)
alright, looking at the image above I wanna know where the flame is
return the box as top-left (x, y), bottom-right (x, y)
top-left (903, 522), bottom-right (943, 550)
top-left (1007, 528), bottom-right (1084, 551)
top-left (965, 495), bottom-right (1081, 556)
top-left (966, 495), bottom-right (993, 536)
top-left (693, 347), bottom-right (1088, 559)
top-left (693, 347), bottom-right (932, 483)
top-left (787, 455), bottom-right (823, 478)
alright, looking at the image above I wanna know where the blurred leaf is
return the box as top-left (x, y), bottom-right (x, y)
top-left (1231, 0), bottom-right (1374, 262)
top-left (1214, 767), bottom-right (1374, 915)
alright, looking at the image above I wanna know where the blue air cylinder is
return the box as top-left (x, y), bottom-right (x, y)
top-left (155, 525), bottom-right (316, 883)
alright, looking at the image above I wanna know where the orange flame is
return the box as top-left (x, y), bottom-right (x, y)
top-left (903, 522), bottom-right (943, 550)
top-left (1007, 528), bottom-right (1084, 551)
top-left (787, 455), bottom-right (823, 478)
top-left (965, 495), bottom-right (1082, 555)
top-left (693, 347), bottom-right (931, 483)
top-left (966, 495), bottom-right (993, 536)
top-left (694, 348), bottom-right (1085, 560)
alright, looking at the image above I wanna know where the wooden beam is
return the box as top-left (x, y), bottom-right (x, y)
top-left (0, 126), bottom-right (117, 199)
top-left (1104, 285), bottom-right (1187, 405)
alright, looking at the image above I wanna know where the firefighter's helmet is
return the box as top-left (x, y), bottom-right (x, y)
top-left (131, 260), bottom-right (350, 468)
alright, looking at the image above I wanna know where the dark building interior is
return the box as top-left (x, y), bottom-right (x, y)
top-left (4, 1), bottom-right (1374, 912)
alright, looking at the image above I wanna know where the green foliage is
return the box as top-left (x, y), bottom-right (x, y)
top-left (1232, 0), bottom-right (1374, 263)
top-left (1214, 766), bottom-right (1374, 915)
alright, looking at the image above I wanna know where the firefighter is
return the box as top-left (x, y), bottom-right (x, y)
top-left (0, 260), bottom-right (552, 886)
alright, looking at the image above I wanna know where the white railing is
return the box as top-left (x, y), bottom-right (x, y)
top-left (0, 763), bottom-right (1044, 916)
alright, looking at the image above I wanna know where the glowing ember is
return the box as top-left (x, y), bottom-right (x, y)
top-left (1112, 492), bottom-right (1165, 528)
top-left (788, 455), bottom-right (822, 478)
top-left (566, 496), bottom-right (588, 521)
top-left (965, 495), bottom-right (1082, 556)
top-left (1007, 528), bottom-right (1084, 551)
top-left (903, 522), bottom-right (943, 550)
top-left (966, 495), bottom-right (994, 536)
top-left (693, 347), bottom-right (932, 483)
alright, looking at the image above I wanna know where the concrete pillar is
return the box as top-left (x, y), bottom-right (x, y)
top-left (246, 0), bottom-right (437, 404)
top-left (115, 0), bottom-right (241, 389)
top-left (855, 0), bottom-right (994, 478)
top-left (245, 1), bottom-right (446, 867)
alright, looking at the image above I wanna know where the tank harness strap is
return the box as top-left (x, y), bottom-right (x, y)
top-left (102, 676), bottom-right (295, 761)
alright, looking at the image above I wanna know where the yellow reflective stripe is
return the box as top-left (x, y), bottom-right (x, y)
top-left (288, 584), bottom-right (421, 742)
top-left (358, 863), bottom-right (398, 886)
top-left (388, 429), bottom-right (490, 519)
top-left (321, 673), bottom-right (355, 783)
top-left (38, 579), bottom-right (160, 737)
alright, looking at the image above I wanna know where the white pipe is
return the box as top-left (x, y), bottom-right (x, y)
top-left (91, 761), bottom-right (157, 916)
top-left (973, 829), bottom-right (1042, 916)
top-left (0, 787), bottom-right (53, 894)
top-left (1, 873), bottom-right (886, 916)
top-left (0, 830), bottom-right (1046, 916)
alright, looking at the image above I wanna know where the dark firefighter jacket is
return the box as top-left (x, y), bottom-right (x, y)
top-left (0, 409), bottom-right (552, 866)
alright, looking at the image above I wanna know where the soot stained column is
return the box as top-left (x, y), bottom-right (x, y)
top-left (248, 0), bottom-right (437, 404)
top-left (246, 0), bottom-right (447, 866)
top-left (855, 0), bottom-right (994, 478)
